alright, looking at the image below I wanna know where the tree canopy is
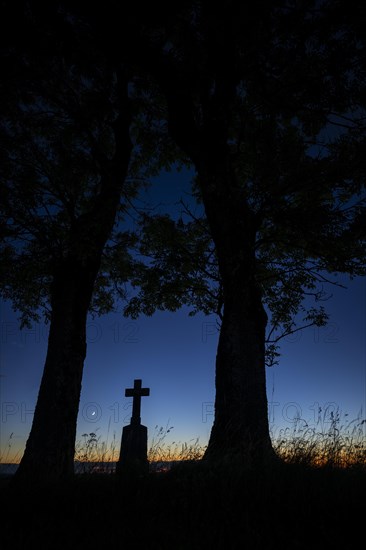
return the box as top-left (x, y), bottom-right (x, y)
top-left (120, 0), bottom-right (366, 365)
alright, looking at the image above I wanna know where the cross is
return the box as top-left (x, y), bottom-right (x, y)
top-left (125, 379), bottom-right (150, 425)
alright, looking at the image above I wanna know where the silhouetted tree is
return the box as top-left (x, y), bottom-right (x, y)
top-left (120, 0), bottom-right (366, 464)
top-left (0, 3), bottom-right (138, 483)
top-left (1, 0), bottom-right (188, 483)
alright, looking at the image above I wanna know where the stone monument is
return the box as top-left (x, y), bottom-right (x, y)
top-left (116, 379), bottom-right (150, 476)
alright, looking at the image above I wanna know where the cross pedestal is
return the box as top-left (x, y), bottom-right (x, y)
top-left (116, 379), bottom-right (150, 476)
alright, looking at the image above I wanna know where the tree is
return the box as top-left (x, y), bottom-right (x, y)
top-left (0, 4), bottom-right (137, 483)
top-left (1, 1), bottom-right (187, 484)
top-left (121, 0), bottom-right (366, 464)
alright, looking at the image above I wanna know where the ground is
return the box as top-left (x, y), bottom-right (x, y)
top-left (1, 460), bottom-right (365, 549)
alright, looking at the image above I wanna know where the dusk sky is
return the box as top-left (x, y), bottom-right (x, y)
top-left (1, 169), bottom-right (365, 463)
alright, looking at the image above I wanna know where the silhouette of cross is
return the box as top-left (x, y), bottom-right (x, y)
top-left (125, 379), bottom-right (150, 425)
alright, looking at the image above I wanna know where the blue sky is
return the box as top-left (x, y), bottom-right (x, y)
top-left (0, 274), bottom-right (365, 463)
top-left (0, 170), bottom-right (365, 462)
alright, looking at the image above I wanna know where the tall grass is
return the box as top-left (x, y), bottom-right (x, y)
top-left (271, 406), bottom-right (365, 468)
top-left (73, 408), bottom-right (365, 472)
top-left (0, 433), bottom-right (22, 464)
top-left (73, 423), bottom-right (207, 473)
top-left (147, 423), bottom-right (206, 467)
top-left (0, 433), bottom-right (23, 477)
top-left (3, 408), bottom-right (364, 474)
top-left (74, 429), bottom-right (118, 473)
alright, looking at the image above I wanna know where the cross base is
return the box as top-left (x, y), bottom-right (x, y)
top-left (116, 423), bottom-right (149, 476)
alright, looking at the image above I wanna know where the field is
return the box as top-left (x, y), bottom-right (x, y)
top-left (1, 414), bottom-right (365, 549)
top-left (1, 457), bottom-right (365, 549)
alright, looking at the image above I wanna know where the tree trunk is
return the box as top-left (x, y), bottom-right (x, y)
top-left (141, 40), bottom-right (276, 465)
top-left (162, 88), bottom-right (276, 464)
top-left (204, 253), bottom-right (273, 463)
top-left (198, 171), bottom-right (275, 465)
top-left (13, 261), bottom-right (98, 484)
top-left (205, 292), bottom-right (272, 463)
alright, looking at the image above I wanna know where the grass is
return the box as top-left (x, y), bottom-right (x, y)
top-left (72, 422), bottom-right (208, 473)
top-left (1, 413), bottom-right (365, 549)
top-left (272, 406), bottom-right (366, 468)
top-left (0, 433), bottom-right (22, 466)
top-left (148, 423), bottom-right (207, 466)
top-left (74, 429), bottom-right (118, 473)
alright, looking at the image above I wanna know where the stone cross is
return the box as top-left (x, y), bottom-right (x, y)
top-left (116, 378), bottom-right (150, 477)
top-left (126, 379), bottom-right (150, 425)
